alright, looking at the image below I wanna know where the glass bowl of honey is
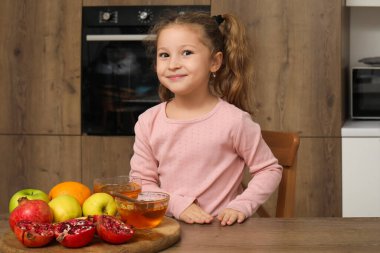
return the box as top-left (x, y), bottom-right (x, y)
top-left (93, 175), bottom-right (141, 199)
top-left (115, 191), bottom-right (169, 229)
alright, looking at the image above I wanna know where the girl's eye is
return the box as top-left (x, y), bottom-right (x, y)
top-left (158, 52), bottom-right (169, 58)
top-left (182, 50), bottom-right (193, 56)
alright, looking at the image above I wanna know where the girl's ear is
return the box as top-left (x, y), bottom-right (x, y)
top-left (210, 51), bottom-right (223, 72)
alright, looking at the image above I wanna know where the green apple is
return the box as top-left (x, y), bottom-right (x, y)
top-left (82, 193), bottom-right (117, 216)
top-left (9, 188), bottom-right (49, 213)
top-left (48, 195), bottom-right (82, 222)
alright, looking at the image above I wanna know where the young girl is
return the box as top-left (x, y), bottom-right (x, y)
top-left (130, 12), bottom-right (282, 226)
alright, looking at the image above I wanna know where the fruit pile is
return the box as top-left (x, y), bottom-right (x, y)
top-left (8, 181), bottom-right (134, 248)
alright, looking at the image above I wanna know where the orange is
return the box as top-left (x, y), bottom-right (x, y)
top-left (49, 181), bottom-right (91, 206)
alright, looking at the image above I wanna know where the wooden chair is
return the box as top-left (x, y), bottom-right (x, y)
top-left (243, 130), bottom-right (300, 218)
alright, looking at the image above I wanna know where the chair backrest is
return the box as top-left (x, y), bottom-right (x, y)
top-left (257, 130), bottom-right (300, 218)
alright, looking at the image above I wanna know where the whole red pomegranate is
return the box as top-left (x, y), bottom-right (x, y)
top-left (9, 197), bottom-right (53, 231)
top-left (54, 218), bottom-right (95, 248)
top-left (95, 215), bottom-right (134, 244)
top-left (14, 220), bottom-right (55, 247)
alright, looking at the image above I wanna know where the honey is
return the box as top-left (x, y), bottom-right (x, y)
top-left (94, 182), bottom-right (142, 199)
top-left (115, 192), bottom-right (169, 229)
top-left (118, 206), bottom-right (167, 229)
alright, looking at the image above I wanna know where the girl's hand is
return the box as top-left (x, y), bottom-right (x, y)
top-left (179, 203), bottom-right (214, 224)
top-left (217, 208), bottom-right (246, 226)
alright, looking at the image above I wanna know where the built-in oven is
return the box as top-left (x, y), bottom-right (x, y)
top-left (82, 5), bottom-right (210, 135)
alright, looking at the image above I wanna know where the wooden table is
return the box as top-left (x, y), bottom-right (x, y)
top-left (2, 214), bottom-right (380, 252)
top-left (163, 217), bottom-right (380, 252)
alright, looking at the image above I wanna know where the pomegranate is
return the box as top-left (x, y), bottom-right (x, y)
top-left (9, 197), bottom-right (53, 231)
top-left (14, 220), bottom-right (55, 247)
top-left (54, 218), bottom-right (95, 248)
top-left (95, 215), bottom-right (134, 244)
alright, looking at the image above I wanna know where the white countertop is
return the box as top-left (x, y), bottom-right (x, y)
top-left (342, 120), bottom-right (380, 136)
top-left (346, 0), bottom-right (380, 7)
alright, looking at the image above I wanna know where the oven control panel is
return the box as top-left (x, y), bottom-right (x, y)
top-left (137, 9), bottom-right (153, 24)
top-left (99, 10), bottom-right (118, 24)
top-left (84, 6), bottom-right (210, 27)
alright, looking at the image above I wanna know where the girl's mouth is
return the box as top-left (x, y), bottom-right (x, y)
top-left (167, 74), bottom-right (187, 81)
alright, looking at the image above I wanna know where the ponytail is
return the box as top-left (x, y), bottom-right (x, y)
top-left (213, 14), bottom-right (254, 114)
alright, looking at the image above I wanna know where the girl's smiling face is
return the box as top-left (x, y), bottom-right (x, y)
top-left (156, 24), bottom-right (221, 99)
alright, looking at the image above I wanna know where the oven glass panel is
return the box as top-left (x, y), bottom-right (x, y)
top-left (82, 40), bottom-right (159, 135)
top-left (352, 68), bottom-right (380, 118)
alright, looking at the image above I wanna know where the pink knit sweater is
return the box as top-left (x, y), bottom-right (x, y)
top-left (130, 99), bottom-right (282, 219)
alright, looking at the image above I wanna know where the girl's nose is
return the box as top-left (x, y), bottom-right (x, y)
top-left (168, 56), bottom-right (181, 69)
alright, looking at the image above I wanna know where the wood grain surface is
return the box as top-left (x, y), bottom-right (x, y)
top-left (0, 0), bottom-right (81, 135)
top-left (165, 217), bottom-right (380, 253)
top-left (0, 135), bottom-right (82, 214)
top-left (81, 135), bottom-right (135, 188)
top-left (2, 214), bottom-right (380, 253)
top-left (0, 217), bottom-right (180, 253)
top-left (212, 0), bottom-right (346, 217)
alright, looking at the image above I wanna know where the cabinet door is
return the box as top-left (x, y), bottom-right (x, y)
top-left (0, 0), bottom-right (81, 134)
top-left (82, 136), bottom-right (135, 190)
top-left (0, 135), bottom-right (81, 213)
top-left (212, 0), bottom-right (344, 217)
top-left (296, 137), bottom-right (342, 217)
top-left (212, 0), bottom-right (344, 136)
top-left (342, 138), bottom-right (380, 217)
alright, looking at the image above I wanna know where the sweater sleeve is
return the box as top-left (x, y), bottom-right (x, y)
top-left (129, 116), bottom-right (196, 219)
top-left (226, 113), bottom-right (283, 217)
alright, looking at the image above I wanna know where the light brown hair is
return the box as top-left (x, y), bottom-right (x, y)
top-left (146, 12), bottom-right (254, 113)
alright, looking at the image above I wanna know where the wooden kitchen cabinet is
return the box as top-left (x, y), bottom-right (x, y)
top-left (81, 136), bottom-right (135, 189)
top-left (0, 0), bottom-right (82, 214)
top-left (0, 135), bottom-right (81, 213)
top-left (0, 0), bottom-right (81, 135)
top-left (296, 137), bottom-right (342, 217)
top-left (212, 0), bottom-right (346, 136)
top-left (212, 0), bottom-right (347, 217)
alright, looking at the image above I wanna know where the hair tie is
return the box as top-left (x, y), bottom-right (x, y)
top-left (213, 15), bottom-right (225, 26)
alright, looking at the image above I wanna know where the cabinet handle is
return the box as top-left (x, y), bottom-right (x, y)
top-left (86, 34), bottom-right (156, 41)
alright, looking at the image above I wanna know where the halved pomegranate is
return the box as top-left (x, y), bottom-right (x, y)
top-left (95, 215), bottom-right (134, 244)
top-left (14, 220), bottom-right (55, 248)
top-left (54, 218), bottom-right (95, 248)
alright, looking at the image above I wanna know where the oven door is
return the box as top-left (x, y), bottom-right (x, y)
top-left (82, 34), bottom-right (159, 135)
top-left (351, 68), bottom-right (380, 119)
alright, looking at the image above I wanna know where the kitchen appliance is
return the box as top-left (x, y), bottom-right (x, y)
top-left (350, 67), bottom-right (380, 119)
top-left (82, 5), bottom-right (210, 135)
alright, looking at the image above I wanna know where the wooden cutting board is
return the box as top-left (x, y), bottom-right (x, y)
top-left (0, 217), bottom-right (180, 253)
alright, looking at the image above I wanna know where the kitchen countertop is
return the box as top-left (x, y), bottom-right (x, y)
top-left (342, 120), bottom-right (380, 136)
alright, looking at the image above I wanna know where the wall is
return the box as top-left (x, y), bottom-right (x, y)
top-left (349, 7), bottom-right (380, 67)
